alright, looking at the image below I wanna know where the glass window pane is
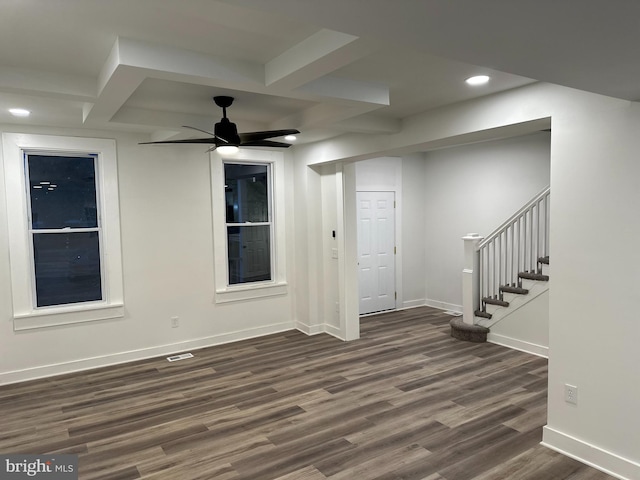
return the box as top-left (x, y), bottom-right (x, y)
top-left (33, 232), bottom-right (102, 307)
top-left (28, 155), bottom-right (98, 229)
top-left (224, 163), bottom-right (268, 223)
top-left (227, 225), bottom-right (271, 284)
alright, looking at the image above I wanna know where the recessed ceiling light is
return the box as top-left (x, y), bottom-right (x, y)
top-left (465, 75), bottom-right (490, 86)
top-left (9, 108), bottom-right (31, 117)
top-left (284, 135), bottom-right (297, 142)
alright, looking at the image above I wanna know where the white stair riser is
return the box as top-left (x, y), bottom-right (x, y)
top-left (502, 292), bottom-right (524, 303)
top-left (485, 303), bottom-right (505, 315)
top-left (520, 277), bottom-right (548, 290)
top-left (477, 278), bottom-right (549, 327)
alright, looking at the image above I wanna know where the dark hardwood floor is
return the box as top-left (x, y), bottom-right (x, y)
top-left (0, 307), bottom-right (616, 480)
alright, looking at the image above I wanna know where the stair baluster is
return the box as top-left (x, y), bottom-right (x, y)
top-left (472, 186), bottom-right (550, 320)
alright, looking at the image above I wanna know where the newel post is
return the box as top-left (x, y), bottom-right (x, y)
top-left (462, 233), bottom-right (483, 325)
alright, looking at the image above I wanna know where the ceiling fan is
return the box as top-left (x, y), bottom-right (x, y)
top-left (139, 96), bottom-right (300, 152)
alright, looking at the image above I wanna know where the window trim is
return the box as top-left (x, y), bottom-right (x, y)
top-left (25, 152), bottom-right (105, 309)
top-left (210, 149), bottom-right (287, 303)
top-left (224, 161), bottom-right (274, 286)
top-left (1, 133), bottom-right (124, 330)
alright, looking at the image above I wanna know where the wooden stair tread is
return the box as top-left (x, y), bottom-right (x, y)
top-left (483, 298), bottom-right (509, 307)
top-left (474, 310), bottom-right (492, 319)
top-left (518, 272), bottom-right (549, 281)
top-left (500, 286), bottom-right (529, 295)
top-left (538, 256), bottom-right (549, 265)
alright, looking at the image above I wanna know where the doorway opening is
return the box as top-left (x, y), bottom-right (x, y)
top-left (356, 190), bottom-right (396, 315)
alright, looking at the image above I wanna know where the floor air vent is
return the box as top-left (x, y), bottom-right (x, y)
top-left (167, 353), bottom-right (194, 362)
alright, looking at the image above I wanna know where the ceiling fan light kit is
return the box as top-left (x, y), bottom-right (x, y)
top-left (217, 145), bottom-right (239, 155)
top-left (140, 96), bottom-right (299, 152)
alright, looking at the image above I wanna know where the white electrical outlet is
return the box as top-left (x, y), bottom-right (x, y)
top-left (565, 384), bottom-right (578, 405)
top-left (171, 316), bottom-right (179, 328)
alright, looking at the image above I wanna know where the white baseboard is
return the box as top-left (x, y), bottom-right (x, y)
top-left (487, 332), bottom-right (549, 358)
top-left (324, 324), bottom-right (343, 340)
top-left (0, 321), bottom-right (295, 386)
top-left (296, 321), bottom-right (344, 340)
top-left (424, 299), bottom-right (462, 313)
top-left (295, 321), bottom-right (325, 336)
top-left (401, 299), bottom-right (426, 309)
top-left (542, 426), bottom-right (639, 480)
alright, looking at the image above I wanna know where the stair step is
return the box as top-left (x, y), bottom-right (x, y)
top-left (500, 286), bottom-right (529, 295)
top-left (518, 272), bottom-right (549, 281)
top-left (474, 310), bottom-right (493, 319)
top-left (450, 318), bottom-right (489, 343)
top-left (483, 297), bottom-right (509, 307)
top-left (538, 256), bottom-right (549, 265)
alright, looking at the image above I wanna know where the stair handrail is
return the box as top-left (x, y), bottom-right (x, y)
top-left (462, 186), bottom-right (551, 325)
top-left (472, 186), bottom-right (550, 323)
top-left (477, 186), bottom-right (550, 250)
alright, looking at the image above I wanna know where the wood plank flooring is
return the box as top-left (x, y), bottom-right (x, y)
top-left (0, 307), bottom-right (616, 480)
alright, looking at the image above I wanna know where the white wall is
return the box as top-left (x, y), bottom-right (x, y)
top-left (321, 164), bottom-right (340, 330)
top-left (543, 95), bottom-right (640, 479)
top-left (488, 290), bottom-right (549, 357)
top-left (292, 160), bottom-right (322, 334)
top-left (423, 132), bottom-right (551, 311)
top-left (293, 83), bottom-right (640, 479)
top-left (400, 154), bottom-right (427, 308)
top-left (0, 126), bottom-right (297, 383)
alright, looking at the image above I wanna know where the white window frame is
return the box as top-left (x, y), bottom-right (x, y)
top-left (210, 149), bottom-right (287, 303)
top-left (1, 133), bottom-right (124, 330)
top-left (224, 161), bottom-right (274, 285)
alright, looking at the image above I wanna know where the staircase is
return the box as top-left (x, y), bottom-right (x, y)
top-left (474, 255), bottom-right (549, 326)
top-left (453, 187), bottom-right (550, 342)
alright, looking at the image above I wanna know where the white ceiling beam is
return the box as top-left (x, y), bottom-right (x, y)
top-left (296, 75), bottom-right (389, 106)
top-left (333, 114), bottom-right (400, 134)
top-left (270, 101), bottom-right (386, 131)
top-left (83, 37), bottom-right (265, 126)
top-left (83, 38), bottom-right (147, 125)
top-left (112, 106), bottom-right (266, 133)
top-left (265, 29), bottom-right (372, 91)
top-left (117, 37), bottom-right (264, 89)
top-left (83, 36), bottom-right (391, 132)
top-left (0, 67), bottom-right (95, 101)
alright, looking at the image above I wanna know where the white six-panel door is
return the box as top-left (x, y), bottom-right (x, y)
top-left (357, 191), bottom-right (396, 315)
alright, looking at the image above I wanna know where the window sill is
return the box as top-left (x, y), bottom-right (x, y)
top-left (13, 302), bottom-right (125, 331)
top-left (214, 282), bottom-right (288, 304)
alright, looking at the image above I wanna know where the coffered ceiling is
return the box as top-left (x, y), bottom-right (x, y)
top-left (0, 0), bottom-right (635, 145)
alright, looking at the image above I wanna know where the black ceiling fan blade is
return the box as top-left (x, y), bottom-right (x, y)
top-left (140, 97), bottom-right (300, 149)
top-left (139, 138), bottom-right (218, 145)
top-left (239, 129), bottom-right (300, 143)
top-left (182, 125), bottom-right (229, 143)
top-left (182, 125), bottom-right (214, 136)
top-left (240, 140), bottom-right (293, 148)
